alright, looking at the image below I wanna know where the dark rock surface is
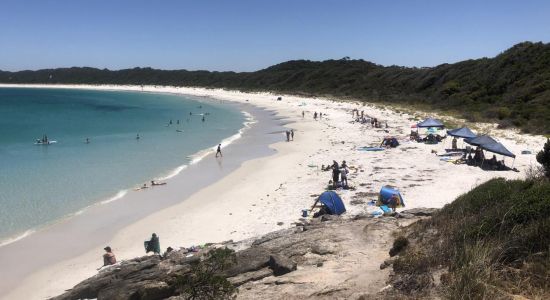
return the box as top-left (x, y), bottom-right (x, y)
top-left (51, 213), bottom-right (425, 300)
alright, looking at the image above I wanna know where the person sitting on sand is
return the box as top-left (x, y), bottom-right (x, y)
top-left (452, 137), bottom-right (458, 150)
top-left (145, 233), bottom-right (161, 255)
top-left (489, 154), bottom-right (498, 168)
top-left (389, 194), bottom-right (401, 212)
top-left (100, 246), bottom-right (116, 269)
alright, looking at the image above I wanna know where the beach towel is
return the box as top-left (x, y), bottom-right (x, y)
top-left (358, 146), bottom-right (385, 152)
top-left (380, 205), bottom-right (392, 213)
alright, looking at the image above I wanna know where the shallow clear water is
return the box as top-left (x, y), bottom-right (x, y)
top-left (0, 88), bottom-right (244, 242)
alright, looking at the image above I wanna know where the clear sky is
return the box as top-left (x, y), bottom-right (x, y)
top-left (1, 0), bottom-right (549, 71)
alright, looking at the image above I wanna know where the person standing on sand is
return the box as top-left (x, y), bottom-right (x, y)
top-left (340, 160), bottom-right (348, 188)
top-left (291, 129), bottom-right (294, 141)
top-left (99, 246), bottom-right (116, 269)
top-left (314, 112), bottom-right (318, 120)
top-left (302, 111), bottom-right (305, 118)
top-left (285, 130), bottom-right (290, 142)
top-left (331, 160), bottom-right (340, 188)
top-left (216, 144), bottom-right (223, 157)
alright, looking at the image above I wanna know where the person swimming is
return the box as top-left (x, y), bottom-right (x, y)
top-left (136, 134), bottom-right (140, 140)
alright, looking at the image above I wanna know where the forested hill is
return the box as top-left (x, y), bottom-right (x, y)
top-left (1, 41), bottom-right (549, 134)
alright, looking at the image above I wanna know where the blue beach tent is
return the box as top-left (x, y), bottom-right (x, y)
top-left (448, 127), bottom-right (477, 139)
top-left (318, 191), bottom-right (346, 215)
top-left (417, 118), bottom-right (444, 128)
top-left (378, 186), bottom-right (405, 207)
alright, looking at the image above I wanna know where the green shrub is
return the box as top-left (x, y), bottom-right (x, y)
top-left (175, 248), bottom-right (238, 300)
top-left (537, 138), bottom-right (550, 178)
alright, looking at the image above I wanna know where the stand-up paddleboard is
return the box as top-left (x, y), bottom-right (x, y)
top-left (34, 140), bottom-right (57, 145)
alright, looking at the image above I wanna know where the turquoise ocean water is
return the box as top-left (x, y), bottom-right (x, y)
top-left (0, 88), bottom-right (245, 244)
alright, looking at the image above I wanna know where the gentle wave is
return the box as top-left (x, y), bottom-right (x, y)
top-left (100, 189), bottom-right (129, 205)
top-left (156, 164), bottom-right (189, 181)
top-left (187, 110), bottom-right (255, 164)
top-left (0, 229), bottom-right (36, 248)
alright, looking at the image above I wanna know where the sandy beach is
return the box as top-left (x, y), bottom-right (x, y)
top-left (0, 84), bottom-right (546, 300)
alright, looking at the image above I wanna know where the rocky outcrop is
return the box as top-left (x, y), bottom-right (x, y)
top-left (53, 211), bottom-right (430, 300)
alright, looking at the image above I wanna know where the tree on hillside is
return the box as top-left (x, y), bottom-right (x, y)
top-left (536, 138), bottom-right (550, 178)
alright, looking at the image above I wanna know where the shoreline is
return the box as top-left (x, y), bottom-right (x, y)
top-left (0, 87), bottom-right (251, 248)
top-left (0, 83), bottom-right (546, 300)
top-left (0, 85), bottom-right (288, 299)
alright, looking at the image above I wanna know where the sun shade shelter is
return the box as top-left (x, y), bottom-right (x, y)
top-left (480, 141), bottom-right (516, 158)
top-left (417, 118), bottom-right (444, 128)
top-left (448, 127), bottom-right (477, 139)
top-left (465, 135), bottom-right (498, 147)
top-left (312, 191), bottom-right (346, 215)
top-left (466, 134), bottom-right (516, 158)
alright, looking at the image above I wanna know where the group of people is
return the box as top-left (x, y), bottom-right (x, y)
top-left (313, 112), bottom-right (323, 120)
top-left (351, 109), bottom-right (385, 128)
top-left (99, 233), bottom-right (161, 270)
top-left (327, 160), bottom-right (349, 189)
top-left (285, 129), bottom-right (295, 142)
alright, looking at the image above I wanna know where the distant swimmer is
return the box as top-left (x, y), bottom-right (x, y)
top-left (189, 112), bottom-right (192, 115)
top-left (202, 116), bottom-right (205, 122)
top-left (136, 134), bottom-right (140, 140)
top-left (85, 137), bottom-right (90, 144)
top-left (216, 144), bottom-right (222, 157)
top-left (177, 120), bottom-right (180, 125)
top-left (169, 119), bottom-right (173, 125)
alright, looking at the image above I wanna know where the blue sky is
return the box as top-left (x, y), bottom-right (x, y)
top-left (1, 0), bottom-right (549, 71)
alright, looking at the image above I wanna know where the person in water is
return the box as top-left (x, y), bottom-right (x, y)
top-left (202, 116), bottom-right (205, 122)
top-left (216, 144), bottom-right (223, 157)
top-left (85, 137), bottom-right (90, 144)
top-left (145, 233), bottom-right (161, 255)
top-left (99, 246), bottom-right (116, 269)
top-left (136, 134), bottom-right (140, 140)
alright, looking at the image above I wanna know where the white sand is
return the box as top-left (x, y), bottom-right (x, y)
top-left (0, 84), bottom-right (545, 299)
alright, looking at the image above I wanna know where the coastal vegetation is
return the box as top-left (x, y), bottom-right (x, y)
top-left (1, 42), bottom-right (549, 134)
top-left (175, 248), bottom-right (238, 300)
top-left (389, 177), bottom-right (550, 299)
top-left (537, 138), bottom-right (550, 178)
